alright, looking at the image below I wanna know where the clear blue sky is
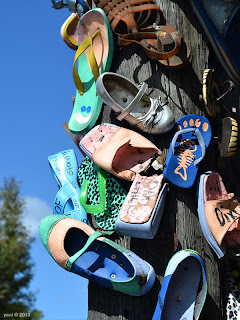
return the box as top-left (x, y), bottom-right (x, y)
top-left (0, 2), bottom-right (88, 319)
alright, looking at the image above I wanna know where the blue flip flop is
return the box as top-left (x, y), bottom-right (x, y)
top-left (163, 114), bottom-right (212, 188)
top-left (48, 149), bottom-right (88, 223)
top-left (189, 0), bottom-right (240, 85)
top-left (53, 181), bottom-right (87, 222)
top-left (152, 249), bottom-right (207, 320)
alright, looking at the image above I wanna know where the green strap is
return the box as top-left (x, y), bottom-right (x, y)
top-left (79, 167), bottom-right (111, 216)
top-left (66, 230), bottom-right (103, 271)
top-left (72, 29), bottom-right (101, 95)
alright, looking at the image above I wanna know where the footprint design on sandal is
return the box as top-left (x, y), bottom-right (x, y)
top-left (174, 118), bottom-right (209, 181)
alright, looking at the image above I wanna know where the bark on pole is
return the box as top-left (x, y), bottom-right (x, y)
top-left (87, 1), bottom-right (229, 319)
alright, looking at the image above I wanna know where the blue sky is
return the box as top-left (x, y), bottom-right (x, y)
top-left (0, 2), bottom-right (88, 319)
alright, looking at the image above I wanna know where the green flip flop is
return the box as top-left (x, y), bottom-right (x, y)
top-left (78, 156), bottom-right (127, 234)
top-left (68, 8), bottom-right (113, 134)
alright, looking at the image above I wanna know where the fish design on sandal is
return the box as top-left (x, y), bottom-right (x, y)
top-left (174, 139), bottom-right (197, 181)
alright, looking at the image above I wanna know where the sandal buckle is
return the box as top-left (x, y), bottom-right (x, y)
top-left (153, 23), bottom-right (162, 31)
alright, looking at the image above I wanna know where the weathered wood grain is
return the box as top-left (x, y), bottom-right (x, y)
top-left (86, 0), bottom-right (240, 319)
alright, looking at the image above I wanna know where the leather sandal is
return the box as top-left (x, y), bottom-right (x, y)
top-left (118, 24), bottom-right (190, 68)
top-left (93, 0), bottom-right (165, 34)
top-left (118, 24), bottom-right (182, 60)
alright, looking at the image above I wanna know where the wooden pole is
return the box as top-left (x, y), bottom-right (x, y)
top-left (87, 0), bottom-right (226, 318)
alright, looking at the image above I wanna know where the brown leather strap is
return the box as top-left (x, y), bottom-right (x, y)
top-left (111, 3), bottom-right (162, 32)
top-left (94, 0), bottom-right (163, 33)
top-left (118, 25), bottom-right (182, 60)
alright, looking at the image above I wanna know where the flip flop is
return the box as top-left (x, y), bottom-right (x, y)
top-left (189, 0), bottom-right (240, 85)
top-left (115, 174), bottom-right (169, 239)
top-left (68, 8), bottom-right (114, 134)
top-left (78, 156), bottom-right (127, 234)
top-left (48, 149), bottom-right (88, 223)
top-left (152, 249), bottom-right (207, 320)
top-left (52, 181), bottom-right (87, 223)
top-left (60, 13), bottom-right (79, 50)
top-left (51, 0), bottom-right (91, 16)
top-left (163, 114), bottom-right (212, 188)
top-left (219, 117), bottom-right (238, 158)
top-left (202, 69), bottom-right (235, 118)
top-left (202, 69), bottom-right (238, 158)
top-left (39, 215), bottom-right (156, 296)
top-left (79, 123), bottom-right (165, 181)
top-left (197, 171), bottom-right (240, 259)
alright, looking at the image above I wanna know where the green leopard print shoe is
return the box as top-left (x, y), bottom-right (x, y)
top-left (78, 156), bottom-right (127, 234)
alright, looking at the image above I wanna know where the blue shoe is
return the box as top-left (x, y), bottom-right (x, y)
top-left (48, 149), bottom-right (88, 224)
top-left (152, 250), bottom-right (207, 320)
top-left (39, 215), bottom-right (155, 296)
top-left (189, 0), bottom-right (240, 85)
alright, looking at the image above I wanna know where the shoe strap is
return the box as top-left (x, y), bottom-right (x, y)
top-left (171, 128), bottom-right (206, 166)
top-left (66, 230), bottom-right (104, 270)
top-left (67, 0), bottom-right (89, 14)
top-left (116, 82), bottom-right (148, 121)
top-left (53, 182), bottom-right (80, 215)
top-left (51, 0), bottom-right (89, 13)
top-left (79, 167), bottom-right (111, 216)
top-left (48, 149), bottom-right (80, 194)
top-left (216, 80), bottom-right (235, 102)
top-left (100, 0), bottom-right (162, 33)
top-left (73, 29), bottom-right (101, 95)
top-left (51, 0), bottom-right (68, 9)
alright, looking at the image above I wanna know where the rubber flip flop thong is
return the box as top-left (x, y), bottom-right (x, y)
top-left (163, 114), bottom-right (212, 188)
top-left (68, 8), bottom-right (114, 134)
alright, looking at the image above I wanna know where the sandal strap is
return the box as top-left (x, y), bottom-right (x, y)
top-left (51, 0), bottom-right (68, 9)
top-left (52, 0), bottom-right (89, 13)
top-left (216, 80), bottom-right (235, 101)
top-left (53, 182), bottom-right (80, 215)
top-left (48, 149), bottom-right (80, 192)
top-left (73, 29), bottom-right (101, 95)
top-left (79, 167), bottom-right (111, 216)
top-left (94, 0), bottom-right (163, 33)
top-left (66, 230), bottom-right (104, 270)
top-left (109, 3), bottom-right (161, 32)
top-left (172, 128), bottom-right (206, 166)
top-left (116, 82), bottom-right (148, 121)
top-left (118, 25), bottom-right (182, 60)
